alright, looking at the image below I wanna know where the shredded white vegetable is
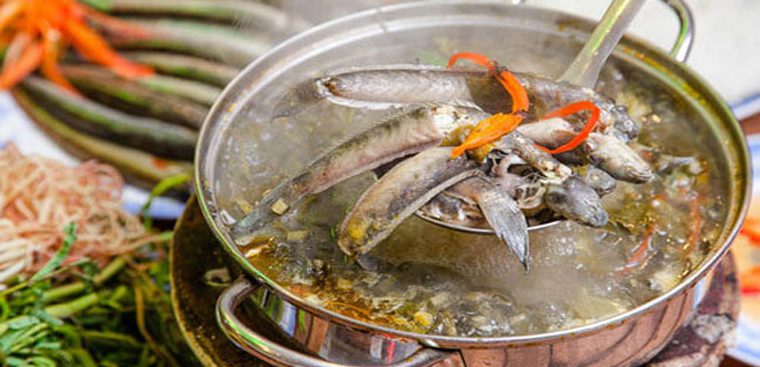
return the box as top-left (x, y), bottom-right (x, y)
top-left (0, 145), bottom-right (152, 280)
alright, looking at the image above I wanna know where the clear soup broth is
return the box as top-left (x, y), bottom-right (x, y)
top-left (211, 33), bottom-right (730, 337)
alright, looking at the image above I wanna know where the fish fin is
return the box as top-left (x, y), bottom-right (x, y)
top-left (477, 183), bottom-right (531, 271)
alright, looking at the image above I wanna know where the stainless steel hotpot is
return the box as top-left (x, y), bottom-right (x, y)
top-left (195, 1), bottom-right (750, 366)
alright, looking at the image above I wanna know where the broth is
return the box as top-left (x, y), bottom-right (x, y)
top-left (215, 47), bottom-right (728, 337)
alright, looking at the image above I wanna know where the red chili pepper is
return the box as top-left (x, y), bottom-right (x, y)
top-left (0, 0), bottom-right (154, 92)
top-left (537, 100), bottom-right (601, 154)
top-left (40, 28), bottom-right (79, 95)
top-left (742, 287), bottom-right (760, 296)
top-left (741, 218), bottom-right (760, 245)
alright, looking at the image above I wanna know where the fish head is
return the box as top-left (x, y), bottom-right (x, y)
top-left (545, 176), bottom-right (608, 228)
top-left (610, 105), bottom-right (640, 141)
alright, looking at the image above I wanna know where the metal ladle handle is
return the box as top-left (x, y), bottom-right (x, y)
top-left (559, 0), bottom-right (695, 86)
top-left (560, 0), bottom-right (648, 87)
top-left (517, 0), bottom-right (694, 65)
top-left (216, 277), bottom-right (451, 367)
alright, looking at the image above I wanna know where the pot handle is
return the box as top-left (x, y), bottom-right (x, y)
top-left (216, 277), bottom-right (451, 367)
top-left (663, 0), bottom-right (694, 62)
top-left (517, 0), bottom-right (694, 62)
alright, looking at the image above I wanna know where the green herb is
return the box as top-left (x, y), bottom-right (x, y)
top-left (31, 223), bottom-right (77, 283)
top-left (0, 227), bottom-right (197, 366)
top-left (139, 173), bottom-right (190, 229)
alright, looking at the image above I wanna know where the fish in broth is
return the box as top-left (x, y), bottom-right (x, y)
top-left (233, 55), bottom-right (653, 270)
top-left (230, 56), bottom-right (724, 337)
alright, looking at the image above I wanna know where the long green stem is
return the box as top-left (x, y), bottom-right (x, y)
top-left (12, 90), bottom-right (192, 187)
top-left (19, 78), bottom-right (197, 160)
top-left (8, 324), bottom-right (50, 353)
top-left (81, 330), bottom-right (143, 350)
top-left (42, 258), bottom-right (127, 304)
top-left (121, 51), bottom-right (239, 87)
top-left (44, 294), bottom-right (99, 318)
top-left (109, 18), bottom-right (270, 67)
top-left (61, 65), bottom-right (210, 128)
top-left (135, 74), bottom-right (221, 107)
top-left (81, 0), bottom-right (308, 34)
top-left (70, 348), bottom-right (99, 367)
top-left (0, 259), bottom-right (96, 298)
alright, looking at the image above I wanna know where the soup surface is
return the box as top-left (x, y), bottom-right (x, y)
top-left (213, 46), bottom-right (728, 337)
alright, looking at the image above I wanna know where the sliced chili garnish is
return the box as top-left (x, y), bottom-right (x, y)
top-left (741, 218), bottom-right (760, 245)
top-left (448, 51), bottom-right (495, 71)
top-left (537, 100), bottom-right (601, 154)
top-left (451, 113), bottom-right (523, 158)
top-left (0, 41), bottom-right (43, 89)
top-left (448, 52), bottom-right (531, 157)
top-left (0, 2), bottom-right (22, 32)
top-left (496, 70), bottom-right (529, 113)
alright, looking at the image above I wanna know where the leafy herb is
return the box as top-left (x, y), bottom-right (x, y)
top-left (0, 227), bottom-right (197, 366)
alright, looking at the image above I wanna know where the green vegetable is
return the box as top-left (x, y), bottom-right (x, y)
top-left (21, 77), bottom-right (198, 160)
top-left (139, 173), bottom-right (190, 229)
top-left (121, 51), bottom-right (239, 87)
top-left (12, 89), bottom-right (193, 189)
top-left (0, 227), bottom-right (197, 366)
top-left (31, 223), bottom-right (77, 283)
top-left (109, 18), bottom-right (270, 67)
top-left (61, 65), bottom-right (212, 127)
top-left (81, 0), bottom-right (308, 34)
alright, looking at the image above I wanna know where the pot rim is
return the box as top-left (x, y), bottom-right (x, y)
top-left (195, 0), bottom-right (751, 347)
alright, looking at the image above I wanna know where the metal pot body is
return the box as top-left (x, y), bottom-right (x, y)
top-left (197, 1), bottom-right (750, 366)
top-left (217, 275), bottom-right (706, 367)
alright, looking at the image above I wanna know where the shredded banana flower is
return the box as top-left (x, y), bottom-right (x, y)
top-left (0, 144), bottom-right (152, 281)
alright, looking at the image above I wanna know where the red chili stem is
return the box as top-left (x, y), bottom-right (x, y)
top-left (447, 51), bottom-right (495, 70)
